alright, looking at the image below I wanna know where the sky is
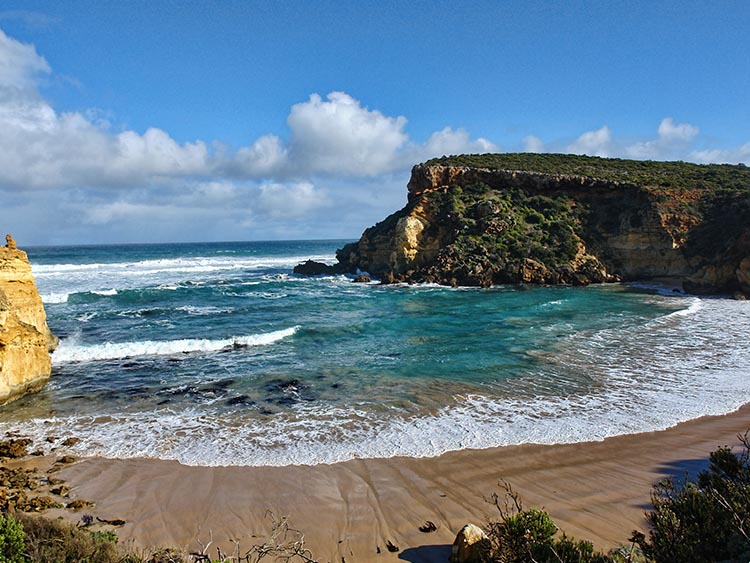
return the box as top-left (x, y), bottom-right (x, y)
top-left (0, 1), bottom-right (748, 246)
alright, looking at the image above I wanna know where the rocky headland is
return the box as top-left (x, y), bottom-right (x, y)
top-left (0, 234), bottom-right (58, 404)
top-left (298, 153), bottom-right (750, 296)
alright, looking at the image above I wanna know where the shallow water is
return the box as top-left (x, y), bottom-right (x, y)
top-left (1, 240), bottom-right (749, 466)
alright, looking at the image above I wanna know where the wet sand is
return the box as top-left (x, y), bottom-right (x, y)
top-left (56, 405), bottom-right (750, 562)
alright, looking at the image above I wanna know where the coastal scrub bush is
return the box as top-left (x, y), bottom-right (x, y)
top-left (0, 513), bottom-right (26, 563)
top-left (17, 513), bottom-right (120, 563)
top-left (486, 483), bottom-right (612, 563)
top-left (634, 432), bottom-right (750, 563)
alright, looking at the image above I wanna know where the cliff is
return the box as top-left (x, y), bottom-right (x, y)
top-left (0, 235), bottom-right (58, 404)
top-left (324, 154), bottom-right (750, 295)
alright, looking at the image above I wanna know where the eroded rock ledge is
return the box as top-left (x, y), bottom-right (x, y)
top-left (298, 154), bottom-right (750, 295)
top-left (0, 234), bottom-right (58, 404)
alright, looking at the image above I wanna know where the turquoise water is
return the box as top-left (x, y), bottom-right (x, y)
top-left (1, 240), bottom-right (749, 466)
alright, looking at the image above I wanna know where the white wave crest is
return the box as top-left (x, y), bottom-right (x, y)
top-left (41, 292), bottom-right (70, 304)
top-left (52, 326), bottom-right (299, 364)
top-left (92, 288), bottom-right (118, 296)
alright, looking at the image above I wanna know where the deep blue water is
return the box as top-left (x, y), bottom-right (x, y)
top-left (1, 240), bottom-right (749, 466)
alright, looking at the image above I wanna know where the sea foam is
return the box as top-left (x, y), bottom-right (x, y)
top-left (52, 326), bottom-right (299, 364)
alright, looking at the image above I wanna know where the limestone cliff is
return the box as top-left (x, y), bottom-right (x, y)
top-left (325, 154), bottom-right (750, 294)
top-left (0, 235), bottom-right (58, 404)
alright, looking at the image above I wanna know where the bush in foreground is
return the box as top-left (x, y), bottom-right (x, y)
top-left (485, 484), bottom-right (615, 563)
top-left (633, 432), bottom-right (750, 563)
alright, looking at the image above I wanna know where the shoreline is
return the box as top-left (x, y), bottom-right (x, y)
top-left (40, 403), bottom-right (750, 562)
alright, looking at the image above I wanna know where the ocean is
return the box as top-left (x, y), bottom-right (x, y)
top-left (1, 240), bottom-right (749, 466)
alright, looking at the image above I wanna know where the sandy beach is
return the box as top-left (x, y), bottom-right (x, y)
top-left (41, 404), bottom-right (749, 563)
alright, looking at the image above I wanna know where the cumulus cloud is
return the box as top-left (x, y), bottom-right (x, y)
top-left (410, 127), bottom-right (498, 162)
top-left (0, 28), bottom-right (49, 97)
top-left (0, 28), bottom-right (495, 194)
top-left (285, 92), bottom-right (408, 176)
top-left (624, 118), bottom-right (700, 160)
top-left (522, 135), bottom-right (544, 153)
top-left (567, 126), bottom-right (612, 157)
top-left (258, 182), bottom-right (327, 218)
top-left (691, 143), bottom-right (750, 165)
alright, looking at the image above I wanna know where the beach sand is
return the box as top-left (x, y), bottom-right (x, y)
top-left (52, 404), bottom-right (750, 562)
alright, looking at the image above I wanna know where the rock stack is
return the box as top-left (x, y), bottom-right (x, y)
top-left (0, 234), bottom-right (58, 404)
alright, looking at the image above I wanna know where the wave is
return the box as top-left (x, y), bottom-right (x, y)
top-left (92, 288), bottom-right (118, 296)
top-left (52, 326), bottom-right (299, 364)
top-left (41, 292), bottom-right (70, 304)
top-left (32, 254), bottom-right (335, 278)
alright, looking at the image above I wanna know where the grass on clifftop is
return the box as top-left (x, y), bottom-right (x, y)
top-left (424, 153), bottom-right (750, 194)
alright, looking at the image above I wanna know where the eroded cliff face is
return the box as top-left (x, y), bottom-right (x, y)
top-left (334, 160), bottom-right (750, 294)
top-left (0, 236), bottom-right (58, 404)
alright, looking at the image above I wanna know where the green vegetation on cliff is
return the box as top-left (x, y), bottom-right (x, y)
top-left (330, 153), bottom-right (750, 293)
top-left (425, 153), bottom-right (750, 195)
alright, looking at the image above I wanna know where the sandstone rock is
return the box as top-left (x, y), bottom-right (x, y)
top-left (352, 274), bottom-right (371, 283)
top-left (449, 523), bottom-right (491, 563)
top-left (0, 236), bottom-right (57, 404)
top-left (0, 438), bottom-right (32, 458)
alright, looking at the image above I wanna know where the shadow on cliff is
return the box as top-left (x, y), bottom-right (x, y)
top-left (398, 544), bottom-right (452, 563)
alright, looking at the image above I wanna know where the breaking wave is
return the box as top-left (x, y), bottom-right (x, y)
top-left (52, 326), bottom-right (299, 364)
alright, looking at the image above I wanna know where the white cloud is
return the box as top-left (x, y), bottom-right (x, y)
top-left (258, 182), bottom-right (327, 218)
top-left (286, 91), bottom-right (409, 176)
top-left (690, 143), bottom-right (750, 165)
top-left (567, 126), bottom-right (612, 157)
top-left (232, 134), bottom-right (287, 176)
top-left (412, 127), bottom-right (498, 161)
top-left (0, 28), bottom-right (496, 193)
top-left (624, 117), bottom-right (700, 160)
top-left (0, 28), bottom-right (49, 98)
top-left (522, 135), bottom-right (544, 153)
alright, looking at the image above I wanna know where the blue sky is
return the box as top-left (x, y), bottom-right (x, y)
top-left (0, 1), bottom-right (748, 245)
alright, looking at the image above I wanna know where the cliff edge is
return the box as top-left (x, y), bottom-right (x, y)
top-left (318, 154), bottom-right (750, 295)
top-left (0, 234), bottom-right (58, 404)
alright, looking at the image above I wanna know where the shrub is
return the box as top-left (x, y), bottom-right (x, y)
top-left (486, 483), bottom-right (613, 563)
top-left (17, 514), bottom-right (121, 563)
top-left (0, 514), bottom-right (26, 563)
top-left (635, 432), bottom-right (750, 563)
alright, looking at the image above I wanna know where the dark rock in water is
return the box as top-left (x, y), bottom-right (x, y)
top-left (352, 274), bottom-right (371, 283)
top-left (270, 395), bottom-right (297, 407)
top-left (294, 260), bottom-right (335, 276)
top-left (61, 437), bottom-right (80, 447)
top-left (262, 377), bottom-right (318, 407)
top-left (264, 378), bottom-right (302, 393)
top-left (226, 395), bottom-right (256, 407)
